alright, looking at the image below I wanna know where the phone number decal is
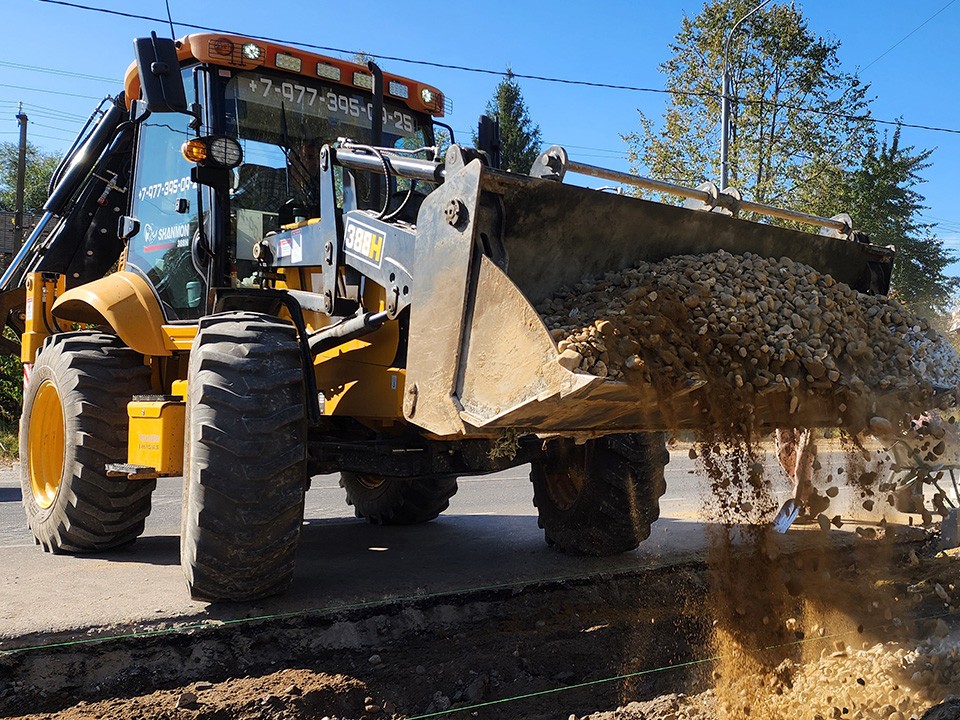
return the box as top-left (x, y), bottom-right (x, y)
top-left (137, 175), bottom-right (195, 202)
top-left (243, 76), bottom-right (418, 134)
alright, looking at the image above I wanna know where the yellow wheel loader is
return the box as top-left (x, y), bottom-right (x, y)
top-left (1, 32), bottom-right (895, 601)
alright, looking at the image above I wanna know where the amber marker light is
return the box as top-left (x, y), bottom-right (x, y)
top-left (181, 138), bottom-right (208, 163)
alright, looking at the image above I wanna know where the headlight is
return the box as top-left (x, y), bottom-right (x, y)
top-left (241, 43), bottom-right (263, 61)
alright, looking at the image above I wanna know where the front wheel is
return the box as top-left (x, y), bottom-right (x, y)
top-left (340, 473), bottom-right (458, 525)
top-left (531, 433), bottom-right (669, 556)
top-left (181, 312), bottom-right (308, 602)
top-left (20, 332), bottom-right (154, 553)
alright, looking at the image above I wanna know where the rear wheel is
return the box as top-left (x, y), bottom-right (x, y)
top-left (531, 433), bottom-right (669, 556)
top-left (20, 332), bottom-right (154, 553)
top-left (341, 473), bottom-right (458, 525)
top-left (181, 312), bottom-right (308, 601)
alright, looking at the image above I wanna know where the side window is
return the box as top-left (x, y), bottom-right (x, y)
top-left (125, 101), bottom-right (203, 320)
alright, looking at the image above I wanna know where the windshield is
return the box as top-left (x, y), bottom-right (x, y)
top-left (224, 70), bottom-right (431, 284)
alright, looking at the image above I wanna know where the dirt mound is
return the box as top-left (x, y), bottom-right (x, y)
top-left (15, 669), bottom-right (378, 720)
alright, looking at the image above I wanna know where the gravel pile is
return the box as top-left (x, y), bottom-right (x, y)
top-left (538, 250), bottom-right (960, 431)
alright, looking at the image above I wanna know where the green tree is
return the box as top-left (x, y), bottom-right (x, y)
top-left (834, 128), bottom-right (957, 316)
top-left (625, 0), bottom-right (957, 318)
top-left (352, 51), bottom-right (375, 66)
top-left (623, 0), bottom-right (871, 207)
top-left (0, 141), bottom-right (61, 212)
top-left (474, 70), bottom-right (542, 173)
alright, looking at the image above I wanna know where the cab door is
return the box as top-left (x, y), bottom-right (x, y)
top-left (124, 89), bottom-right (209, 320)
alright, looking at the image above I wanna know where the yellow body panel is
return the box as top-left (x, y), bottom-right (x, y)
top-left (127, 399), bottom-right (185, 476)
top-left (317, 362), bottom-right (405, 419)
top-left (171, 379), bottom-right (188, 399)
top-left (51, 271), bottom-right (171, 357)
top-left (21, 273), bottom-right (66, 363)
top-left (162, 326), bottom-right (198, 351)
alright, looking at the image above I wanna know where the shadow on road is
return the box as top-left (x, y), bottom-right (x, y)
top-left (0, 487), bottom-right (21, 502)
top-left (83, 535), bottom-right (182, 567)
top-left (61, 513), bottom-right (696, 583)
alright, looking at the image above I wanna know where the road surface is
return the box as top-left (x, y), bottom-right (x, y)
top-left (0, 448), bottom-right (901, 648)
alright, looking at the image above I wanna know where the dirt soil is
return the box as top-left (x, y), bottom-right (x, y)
top-left (4, 531), bottom-right (959, 720)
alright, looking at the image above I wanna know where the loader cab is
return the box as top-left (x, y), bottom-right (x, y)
top-left (221, 68), bottom-right (432, 288)
top-left (126, 34), bottom-right (439, 321)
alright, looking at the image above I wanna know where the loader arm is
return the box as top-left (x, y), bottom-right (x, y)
top-left (0, 97), bottom-right (131, 343)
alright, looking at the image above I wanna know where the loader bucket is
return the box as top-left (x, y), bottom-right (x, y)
top-left (403, 160), bottom-right (895, 437)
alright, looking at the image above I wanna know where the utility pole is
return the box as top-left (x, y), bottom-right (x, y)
top-left (14, 103), bottom-right (28, 249)
top-left (720, 0), bottom-right (772, 190)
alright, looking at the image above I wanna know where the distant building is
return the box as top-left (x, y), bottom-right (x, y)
top-left (0, 211), bottom-right (48, 255)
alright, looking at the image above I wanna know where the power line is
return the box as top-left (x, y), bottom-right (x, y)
top-left (34, 0), bottom-right (960, 139)
top-left (33, 0), bottom-right (717, 101)
top-left (860, 0), bottom-right (959, 72)
top-left (0, 131), bottom-right (72, 142)
top-left (18, 110), bottom-right (85, 124)
top-left (0, 102), bottom-right (87, 122)
top-left (920, 213), bottom-right (960, 226)
top-left (29, 121), bottom-right (80, 134)
top-left (0, 82), bottom-right (104, 101)
top-left (0, 59), bottom-right (117, 84)
top-left (732, 95), bottom-right (960, 136)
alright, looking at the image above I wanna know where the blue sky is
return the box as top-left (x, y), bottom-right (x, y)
top-left (2, 0), bottom-right (959, 277)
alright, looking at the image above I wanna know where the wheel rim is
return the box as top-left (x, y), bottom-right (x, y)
top-left (29, 380), bottom-right (66, 509)
top-left (544, 445), bottom-right (587, 511)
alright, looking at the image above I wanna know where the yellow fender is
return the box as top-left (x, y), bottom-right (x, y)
top-left (52, 271), bottom-right (171, 357)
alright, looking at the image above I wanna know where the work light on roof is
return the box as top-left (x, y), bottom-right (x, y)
top-left (317, 63), bottom-right (341, 81)
top-left (353, 72), bottom-right (373, 90)
top-left (421, 88), bottom-right (435, 104)
top-left (208, 137), bottom-right (243, 168)
top-left (388, 81), bottom-right (409, 99)
top-left (241, 43), bottom-right (263, 60)
top-left (275, 53), bottom-right (302, 72)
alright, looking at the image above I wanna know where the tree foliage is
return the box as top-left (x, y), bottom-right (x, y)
top-left (0, 331), bottom-right (22, 424)
top-left (835, 129), bottom-right (957, 316)
top-left (475, 70), bottom-right (542, 173)
top-left (623, 0), bottom-right (871, 207)
top-left (0, 141), bottom-right (61, 213)
top-left (626, 0), bottom-right (956, 318)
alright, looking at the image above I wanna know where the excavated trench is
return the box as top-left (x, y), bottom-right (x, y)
top-left (3, 531), bottom-right (959, 720)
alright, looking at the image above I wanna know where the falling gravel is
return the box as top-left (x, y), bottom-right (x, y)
top-left (541, 249), bottom-right (960, 720)
top-left (583, 625), bottom-right (960, 720)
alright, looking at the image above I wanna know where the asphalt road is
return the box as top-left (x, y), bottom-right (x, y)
top-left (0, 449), bottom-right (902, 647)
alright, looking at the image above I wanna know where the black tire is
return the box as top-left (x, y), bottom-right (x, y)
top-left (340, 473), bottom-right (458, 525)
top-left (20, 332), bottom-right (154, 553)
top-left (530, 432), bottom-right (669, 556)
top-left (181, 312), bottom-right (308, 602)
